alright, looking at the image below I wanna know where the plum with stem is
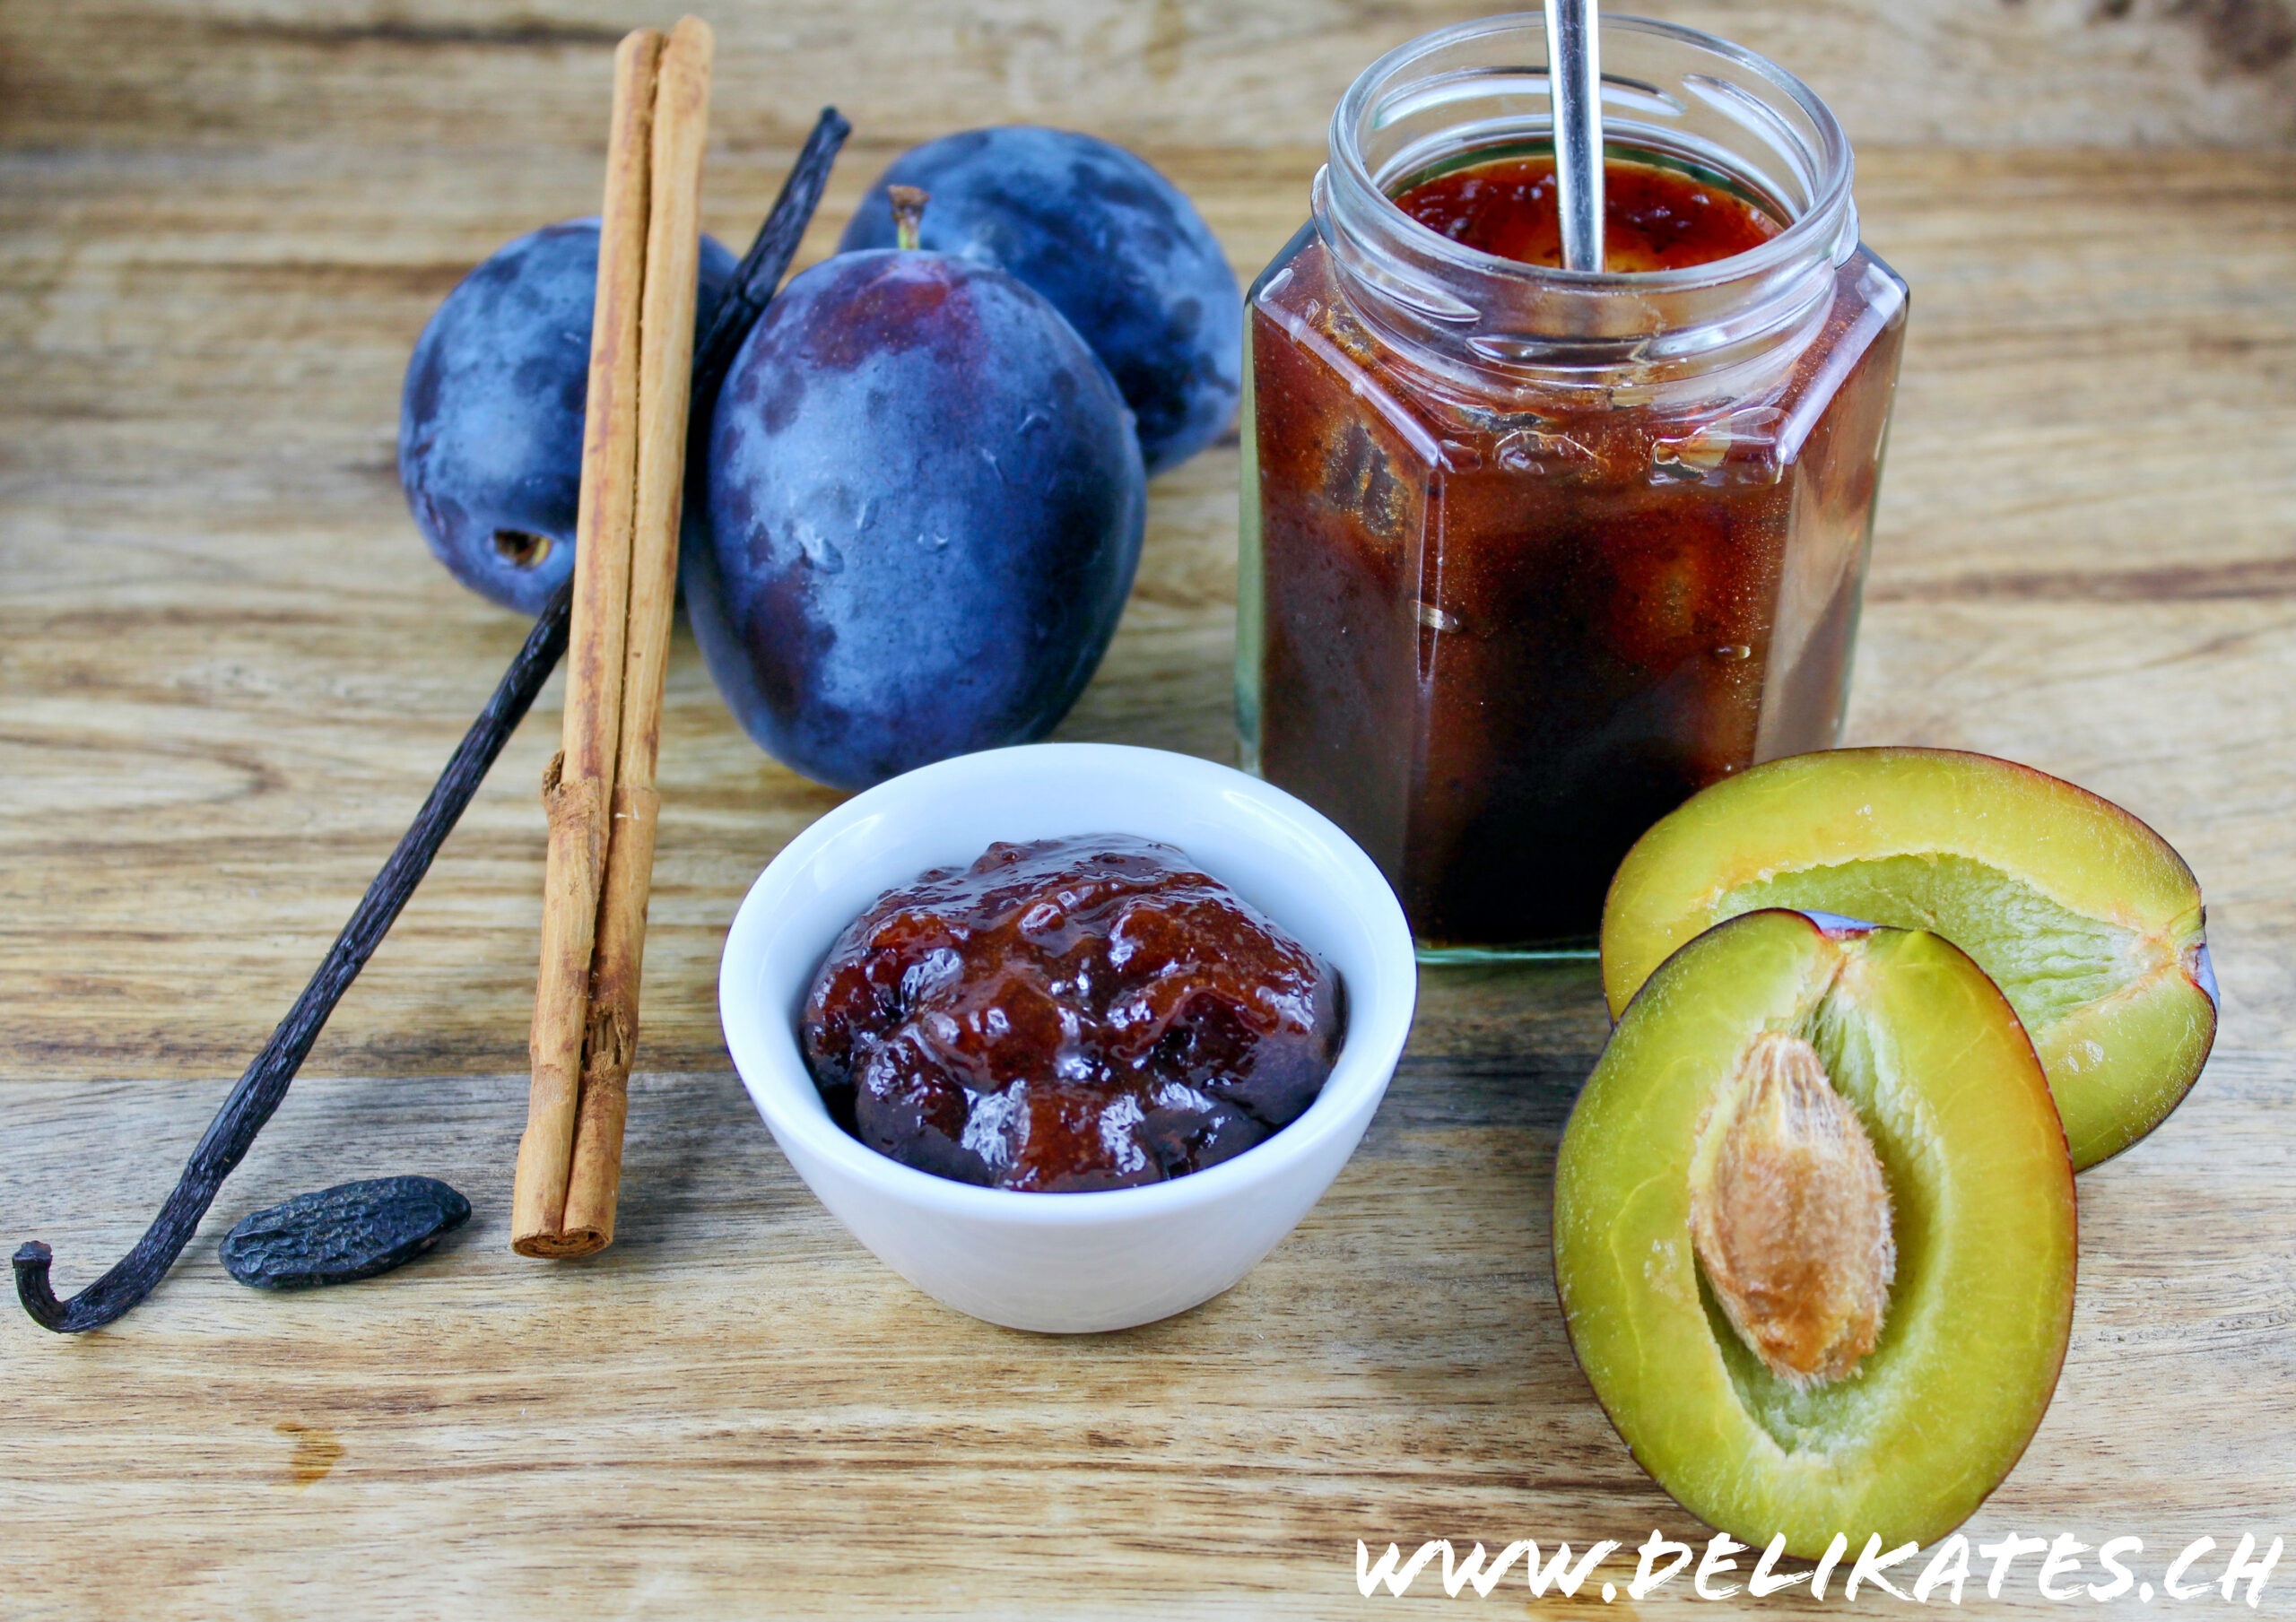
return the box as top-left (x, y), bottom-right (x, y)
top-left (691, 189), bottom-right (1146, 789)
top-left (840, 127), bottom-right (1240, 474)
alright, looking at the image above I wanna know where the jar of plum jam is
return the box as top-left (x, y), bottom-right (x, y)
top-left (1239, 15), bottom-right (1907, 953)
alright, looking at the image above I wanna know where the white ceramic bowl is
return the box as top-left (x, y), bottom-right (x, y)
top-left (718, 742), bottom-right (1417, 1333)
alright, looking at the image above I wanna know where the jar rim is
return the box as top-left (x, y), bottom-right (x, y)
top-left (1328, 11), bottom-right (1857, 294)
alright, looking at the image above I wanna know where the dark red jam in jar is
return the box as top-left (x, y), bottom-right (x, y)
top-left (1240, 18), bottom-right (1908, 952)
top-left (1396, 153), bottom-right (1784, 272)
top-left (801, 836), bottom-right (1344, 1192)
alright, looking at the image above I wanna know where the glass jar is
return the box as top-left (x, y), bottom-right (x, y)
top-left (1239, 13), bottom-right (1907, 955)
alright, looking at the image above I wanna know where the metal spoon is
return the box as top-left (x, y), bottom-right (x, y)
top-left (1544, 0), bottom-right (1605, 272)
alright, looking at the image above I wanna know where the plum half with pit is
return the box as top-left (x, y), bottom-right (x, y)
top-left (691, 221), bottom-right (1147, 790)
top-left (398, 219), bottom-right (737, 613)
top-left (1556, 908), bottom-right (2077, 1554)
top-left (839, 127), bottom-right (1241, 474)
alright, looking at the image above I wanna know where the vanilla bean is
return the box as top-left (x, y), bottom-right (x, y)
top-left (14, 582), bottom-right (572, 1332)
top-left (691, 107), bottom-right (849, 435)
top-left (14, 108), bottom-right (850, 1331)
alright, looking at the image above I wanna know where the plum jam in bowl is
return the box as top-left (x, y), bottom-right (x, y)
top-left (718, 742), bottom-right (1416, 1333)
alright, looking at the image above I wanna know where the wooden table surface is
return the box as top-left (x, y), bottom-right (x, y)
top-left (4, 4), bottom-right (2293, 1616)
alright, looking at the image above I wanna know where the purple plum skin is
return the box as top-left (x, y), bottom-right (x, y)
top-left (397, 219), bottom-right (736, 614)
top-left (839, 127), bottom-right (1241, 476)
top-left (690, 248), bottom-right (1148, 790)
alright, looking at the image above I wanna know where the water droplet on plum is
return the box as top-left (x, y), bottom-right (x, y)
top-left (799, 532), bottom-right (846, 574)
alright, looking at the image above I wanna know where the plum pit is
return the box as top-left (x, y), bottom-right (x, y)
top-left (1688, 1030), bottom-right (1895, 1390)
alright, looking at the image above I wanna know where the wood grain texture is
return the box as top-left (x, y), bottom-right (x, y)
top-left (2, 1054), bottom-right (2288, 1616)
top-left (1, 0), bottom-right (2292, 149)
top-left (3, 5), bottom-right (2294, 1613)
top-left (4, 142), bottom-right (2288, 1079)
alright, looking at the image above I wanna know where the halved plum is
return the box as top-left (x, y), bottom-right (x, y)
top-left (1555, 909), bottom-right (2076, 1556)
top-left (1602, 748), bottom-right (2215, 1169)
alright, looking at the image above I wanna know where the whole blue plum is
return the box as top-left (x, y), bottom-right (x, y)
top-left (398, 219), bottom-right (736, 613)
top-left (839, 127), bottom-right (1240, 475)
top-left (690, 247), bottom-right (1147, 789)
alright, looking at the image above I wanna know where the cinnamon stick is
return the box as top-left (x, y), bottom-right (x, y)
top-left (558, 15), bottom-right (715, 1253)
top-left (515, 67), bottom-right (839, 1259)
top-left (512, 27), bottom-right (661, 1256)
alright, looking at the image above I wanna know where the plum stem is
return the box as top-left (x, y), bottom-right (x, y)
top-left (888, 185), bottom-right (929, 251)
top-left (13, 104), bottom-right (853, 1336)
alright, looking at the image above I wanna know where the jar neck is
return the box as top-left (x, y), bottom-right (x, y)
top-left (1316, 14), bottom-right (1859, 410)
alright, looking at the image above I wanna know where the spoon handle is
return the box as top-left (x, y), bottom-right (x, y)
top-left (1544, 0), bottom-right (1605, 272)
